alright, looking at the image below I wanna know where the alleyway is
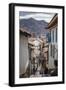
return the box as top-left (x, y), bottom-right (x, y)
top-left (30, 63), bottom-right (50, 77)
top-left (28, 36), bottom-right (49, 77)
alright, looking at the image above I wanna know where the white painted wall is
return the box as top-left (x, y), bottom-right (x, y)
top-left (48, 44), bottom-right (58, 69)
top-left (51, 27), bottom-right (57, 43)
top-left (48, 26), bottom-right (58, 69)
top-left (48, 44), bottom-right (54, 69)
top-left (20, 34), bottom-right (29, 75)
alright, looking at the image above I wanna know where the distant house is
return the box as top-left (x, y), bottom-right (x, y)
top-left (47, 14), bottom-right (58, 69)
top-left (39, 34), bottom-right (49, 66)
top-left (28, 37), bottom-right (43, 74)
top-left (19, 28), bottom-right (31, 77)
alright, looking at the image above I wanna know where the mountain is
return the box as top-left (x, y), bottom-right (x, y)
top-left (19, 18), bottom-right (48, 37)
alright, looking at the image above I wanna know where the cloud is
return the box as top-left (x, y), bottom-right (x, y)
top-left (19, 12), bottom-right (55, 23)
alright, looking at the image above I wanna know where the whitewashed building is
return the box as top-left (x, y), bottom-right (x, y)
top-left (19, 28), bottom-right (31, 76)
top-left (47, 14), bottom-right (58, 69)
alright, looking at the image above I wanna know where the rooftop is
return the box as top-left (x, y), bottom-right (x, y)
top-left (47, 14), bottom-right (58, 29)
top-left (20, 28), bottom-right (31, 36)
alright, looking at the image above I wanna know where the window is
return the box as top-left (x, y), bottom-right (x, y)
top-left (56, 28), bottom-right (57, 42)
top-left (53, 45), bottom-right (55, 58)
top-left (50, 44), bottom-right (52, 56)
top-left (53, 30), bottom-right (54, 42)
top-left (50, 44), bottom-right (55, 58)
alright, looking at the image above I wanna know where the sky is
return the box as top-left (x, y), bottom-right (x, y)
top-left (19, 12), bottom-right (55, 23)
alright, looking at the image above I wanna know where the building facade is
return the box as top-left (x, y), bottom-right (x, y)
top-left (47, 14), bottom-right (58, 69)
top-left (19, 28), bottom-right (31, 77)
